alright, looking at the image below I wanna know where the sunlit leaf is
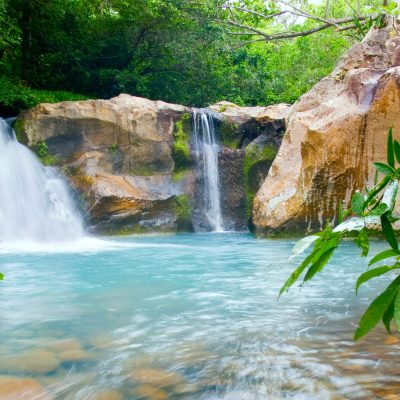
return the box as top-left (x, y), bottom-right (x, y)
top-left (354, 228), bottom-right (369, 257)
top-left (356, 265), bottom-right (400, 294)
top-left (369, 249), bottom-right (400, 266)
top-left (373, 162), bottom-right (395, 177)
top-left (0, 272), bottom-right (3, 280)
top-left (383, 299), bottom-right (395, 334)
top-left (303, 246), bottom-right (337, 282)
top-left (394, 140), bottom-right (400, 165)
top-left (367, 203), bottom-right (388, 217)
top-left (351, 191), bottom-right (364, 216)
top-left (362, 176), bottom-right (391, 211)
top-left (394, 290), bottom-right (400, 331)
top-left (381, 213), bottom-right (399, 251)
top-left (354, 276), bottom-right (400, 340)
top-left (279, 251), bottom-right (315, 298)
top-left (382, 180), bottom-right (398, 211)
top-left (333, 217), bottom-right (364, 233)
top-left (290, 235), bottom-right (320, 259)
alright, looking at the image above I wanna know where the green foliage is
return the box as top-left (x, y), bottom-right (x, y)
top-left (173, 195), bottom-right (192, 221)
top-left (281, 128), bottom-right (400, 340)
top-left (0, 0), bottom-right (353, 113)
top-left (218, 120), bottom-right (241, 148)
top-left (35, 141), bottom-right (57, 165)
top-left (108, 143), bottom-right (118, 157)
top-left (172, 113), bottom-right (192, 171)
top-left (0, 77), bottom-right (88, 116)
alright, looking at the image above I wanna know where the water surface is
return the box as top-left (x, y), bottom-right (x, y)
top-left (0, 233), bottom-right (399, 399)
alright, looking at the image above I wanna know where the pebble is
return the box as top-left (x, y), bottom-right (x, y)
top-left (384, 335), bottom-right (400, 345)
top-left (134, 384), bottom-right (168, 400)
top-left (91, 389), bottom-right (124, 400)
top-left (0, 349), bottom-right (59, 374)
top-left (58, 349), bottom-right (93, 363)
top-left (45, 338), bottom-right (82, 353)
top-left (0, 375), bottom-right (50, 399)
top-left (129, 368), bottom-right (184, 388)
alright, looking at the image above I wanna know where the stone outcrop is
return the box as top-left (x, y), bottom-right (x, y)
top-left (16, 94), bottom-right (289, 233)
top-left (17, 95), bottom-right (194, 233)
top-left (253, 21), bottom-right (400, 234)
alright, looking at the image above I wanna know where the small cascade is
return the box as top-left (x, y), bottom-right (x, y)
top-left (0, 118), bottom-right (85, 244)
top-left (192, 110), bottom-right (224, 232)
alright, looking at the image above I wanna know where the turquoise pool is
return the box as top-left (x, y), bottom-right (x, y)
top-left (0, 233), bottom-right (399, 399)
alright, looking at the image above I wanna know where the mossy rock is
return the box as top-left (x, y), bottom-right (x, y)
top-left (172, 113), bottom-right (192, 171)
top-left (217, 120), bottom-right (241, 149)
top-left (13, 117), bottom-right (29, 145)
top-left (173, 194), bottom-right (194, 231)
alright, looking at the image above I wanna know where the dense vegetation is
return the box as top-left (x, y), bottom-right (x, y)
top-left (1, 0), bottom-right (391, 115)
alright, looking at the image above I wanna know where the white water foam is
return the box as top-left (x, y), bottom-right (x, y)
top-left (0, 118), bottom-right (85, 247)
top-left (192, 110), bottom-right (224, 232)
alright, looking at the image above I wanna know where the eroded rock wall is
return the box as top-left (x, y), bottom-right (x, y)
top-left (253, 22), bottom-right (400, 235)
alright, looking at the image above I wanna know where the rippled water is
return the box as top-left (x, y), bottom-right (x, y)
top-left (0, 233), bottom-right (399, 399)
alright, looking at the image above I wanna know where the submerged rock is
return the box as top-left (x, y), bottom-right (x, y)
top-left (0, 349), bottom-right (60, 375)
top-left (0, 375), bottom-right (50, 400)
top-left (129, 368), bottom-right (184, 387)
top-left (133, 384), bottom-right (168, 400)
top-left (253, 20), bottom-right (400, 234)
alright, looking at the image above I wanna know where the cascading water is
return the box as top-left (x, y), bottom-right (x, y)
top-left (192, 110), bottom-right (224, 232)
top-left (0, 118), bottom-right (84, 245)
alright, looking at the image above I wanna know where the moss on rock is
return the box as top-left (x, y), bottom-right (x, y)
top-left (172, 113), bottom-right (192, 171)
top-left (218, 120), bottom-right (241, 148)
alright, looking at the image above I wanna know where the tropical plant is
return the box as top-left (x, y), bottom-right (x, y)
top-left (280, 128), bottom-right (400, 340)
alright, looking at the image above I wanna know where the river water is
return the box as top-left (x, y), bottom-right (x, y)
top-left (0, 233), bottom-right (399, 399)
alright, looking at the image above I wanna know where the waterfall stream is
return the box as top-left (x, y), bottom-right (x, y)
top-left (192, 110), bottom-right (224, 232)
top-left (0, 118), bottom-right (84, 245)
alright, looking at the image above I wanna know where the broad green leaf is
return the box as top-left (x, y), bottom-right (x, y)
top-left (382, 180), bottom-right (398, 211)
top-left (0, 272), bottom-right (3, 280)
top-left (354, 276), bottom-right (400, 340)
top-left (373, 162), bottom-right (395, 177)
top-left (356, 265), bottom-right (400, 294)
top-left (369, 249), bottom-right (400, 266)
top-left (394, 290), bottom-right (400, 331)
top-left (373, 169), bottom-right (379, 186)
top-left (354, 228), bottom-right (369, 257)
top-left (279, 251), bottom-right (316, 297)
top-left (381, 213), bottom-right (399, 251)
top-left (383, 299), bottom-right (395, 333)
top-left (367, 203), bottom-right (388, 217)
top-left (394, 140), bottom-right (400, 165)
top-left (290, 235), bottom-right (320, 259)
top-left (303, 246), bottom-right (337, 282)
top-left (362, 176), bottom-right (391, 211)
top-left (333, 217), bottom-right (364, 233)
top-left (351, 191), bottom-right (364, 216)
top-left (387, 127), bottom-right (395, 168)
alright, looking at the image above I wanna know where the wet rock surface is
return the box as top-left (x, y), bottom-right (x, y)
top-left (253, 21), bottom-right (400, 234)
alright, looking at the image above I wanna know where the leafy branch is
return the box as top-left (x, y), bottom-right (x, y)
top-left (280, 128), bottom-right (400, 340)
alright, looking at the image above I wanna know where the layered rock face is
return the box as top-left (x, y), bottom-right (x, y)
top-left (16, 95), bottom-right (289, 233)
top-left (17, 95), bottom-right (194, 233)
top-left (253, 22), bottom-right (400, 234)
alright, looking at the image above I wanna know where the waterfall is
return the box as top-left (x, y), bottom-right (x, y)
top-left (192, 110), bottom-right (224, 232)
top-left (0, 118), bottom-right (84, 245)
